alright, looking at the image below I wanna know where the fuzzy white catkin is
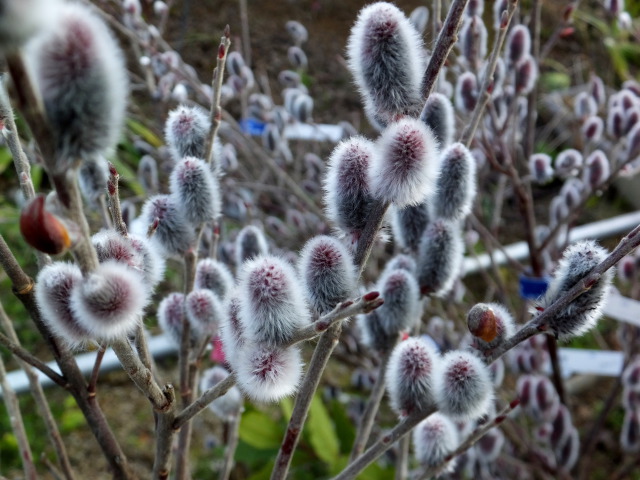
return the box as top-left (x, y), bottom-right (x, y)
top-left (235, 344), bottom-right (303, 403)
top-left (390, 202), bottom-right (431, 253)
top-left (164, 105), bottom-right (211, 161)
top-left (346, 2), bottom-right (425, 125)
top-left (237, 255), bottom-right (310, 347)
top-left (200, 366), bottom-right (243, 420)
top-left (386, 337), bottom-right (438, 416)
top-left (185, 289), bottom-right (223, 336)
top-left (537, 240), bottom-right (612, 340)
top-left (412, 412), bottom-right (460, 473)
top-left (35, 262), bottom-right (91, 347)
top-left (219, 292), bottom-right (245, 372)
top-left (323, 136), bottom-right (376, 235)
top-left (169, 156), bottom-right (221, 226)
top-left (194, 258), bottom-right (235, 299)
top-left (235, 225), bottom-right (269, 267)
top-left (432, 143), bottom-right (477, 221)
top-left (298, 235), bottom-right (356, 315)
top-left (25, 2), bottom-right (128, 162)
top-left (434, 350), bottom-right (493, 420)
top-left (0, 0), bottom-right (61, 52)
top-left (127, 234), bottom-right (166, 288)
top-left (370, 118), bottom-right (439, 208)
top-left (157, 292), bottom-right (186, 347)
top-left (417, 218), bottom-right (464, 297)
top-left (420, 93), bottom-right (455, 149)
top-left (70, 261), bottom-right (149, 341)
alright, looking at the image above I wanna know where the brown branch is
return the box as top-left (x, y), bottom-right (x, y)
top-left (206, 28), bottom-right (231, 168)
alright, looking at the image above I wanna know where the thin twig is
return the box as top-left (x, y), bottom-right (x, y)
top-left (349, 352), bottom-right (393, 461)
top-left (106, 163), bottom-right (128, 237)
top-left (418, 398), bottom-right (521, 479)
top-left (88, 345), bottom-right (107, 398)
top-left (205, 27), bottom-right (231, 169)
top-left (219, 407), bottom-right (243, 480)
top-left (420, 0), bottom-right (470, 101)
top-left (173, 374), bottom-right (236, 429)
top-left (0, 354), bottom-right (38, 480)
top-left (394, 435), bottom-right (410, 480)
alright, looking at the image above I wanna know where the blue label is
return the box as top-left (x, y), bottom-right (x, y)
top-left (519, 275), bottom-right (550, 299)
top-left (239, 118), bottom-right (266, 136)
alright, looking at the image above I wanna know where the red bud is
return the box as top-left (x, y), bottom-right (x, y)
top-left (20, 195), bottom-right (71, 254)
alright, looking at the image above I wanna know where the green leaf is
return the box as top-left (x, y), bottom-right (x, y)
top-left (127, 118), bottom-right (163, 148)
top-left (247, 459), bottom-right (275, 480)
top-left (238, 410), bottom-right (283, 449)
top-left (328, 400), bottom-right (356, 455)
top-left (307, 394), bottom-right (339, 465)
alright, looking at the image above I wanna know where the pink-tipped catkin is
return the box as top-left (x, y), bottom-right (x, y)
top-left (200, 366), bottom-right (243, 420)
top-left (529, 153), bottom-right (554, 184)
top-left (194, 258), bottom-right (235, 299)
top-left (219, 291), bottom-right (245, 371)
top-left (323, 136), bottom-right (376, 235)
top-left (186, 289), bottom-right (223, 336)
top-left (386, 337), bottom-right (438, 416)
top-left (70, 261), bottom-right (148, 341)
top-left (35, 262), bottom-right (91, 347)
top-left (346, 2), bottom-right (425, 125)
top-left (235, 344), bottom-right (303, 403)
top-left (25, 2), bottom-right (127, 162)
top-left (133, 194), bottom-right (195, 257)
top-left (164, 104), bottom-right (211, 161)
top-left (434, 350), bottom-right (493, 420)
top-left (467, 302), bottom-right (515, 352)
top-left (432, 143), bottom-right (477, 221)
top-left (370, 118), bottom-right (439, 208)
top-left (169, 156), bottom-right (221, 225)
top-left (537, 240), bottom-right (612, 341)
top-left (157, 292), bottom-right (192, 347)
top-left (417, 219), bottom-right (464, 297)
top-left (412, 412), bottom-right (460, 473)
top-left (237, 255), bottom-right (310, 347)
top-left (298, 235), bottom-right (357, 315)
top-left (506, 25), bottom-right (531, 64)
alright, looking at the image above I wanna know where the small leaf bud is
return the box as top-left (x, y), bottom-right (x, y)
top-left (467, 302), bottom-right (515, 352)
top-left (20, 195), bottom-right (72, 255)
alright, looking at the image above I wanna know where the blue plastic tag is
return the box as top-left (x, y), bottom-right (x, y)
top-left (239, 118), bottom-right (266, 136)
top-left (519, 275), bottom-right (549, 300)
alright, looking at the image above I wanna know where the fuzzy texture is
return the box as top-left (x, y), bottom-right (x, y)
top-left (157, 292), bottom-right (186, 347)
top-left (434, 350), bottom-right (493, 420)
top-left (70, 261), bottom-right (148, 341)
top-left (298, 235), bottom-right (357, 315)
top-left (515, 55), bottom-right (538, 95)
top-left (383, 254), bottom-right (417, 276)
top-left (432, 143), bottom-right (477, 221)
top-left (420, 92), bottom-right (455, 149)
top-left (507, 25), bottom-right (531, 64)
top-left (137, 155), bottom-right (159, 194)
top-left (25, 2), bottom-right (127, 162)
top-left (391, 202), bottom-right (431, 253)
top-left (200, 366), bottom-right (243, 420)
top-left (417, 219), bottom-right (464, 297)
top-left (169, 156), bottom-right (220, 226)
top-left (219, 292), bottom-right (245, 372)
top-left (467, 302), bottom-right (515, 352)
top-left (386, 337), bottom-right (438, 416)
top-left (323, 136), bottom-right (377, 234)
top-left (455, 72), bottom-right (478, 113)
top-left (237, 255), bottom-right (310, 347)
top-left (370, 118), bottom-right (438, 207)
top-left (78, 156), bottom-right (109, 206)
top-left (529, 153), bottom-right (554, 184)
top-left (581, 116), bottom-right (604, 143)
top-left (235, 344), bottom-right (303, 403)
top-left (0, 0), bottom-right (61, 52)
top-left (346, 2), bottom-right (425, 124)
top-left (235, 225), bottom-right (269, 267)
top-left (186, 289), bottom-right (223, 336)
top-left (35, 262), bottom-right (91, 347)
top-left (164, 105), bottom-right (211, 161)
top-left (127, 234), bottom-right (166, 288)
top-left (554, 149), bottom-right (583, 178)
top-left (412, 412), bottom-right (459, 473)
top-left (409, 6), bottom-right (430, 34)
top-left (459, 15), bottom-right (488, 66)
top-left (133, 194), bottom-right (195, 257)
top-left (536, 240), bottom-right (612, 341)
top-left (194, 258), bottom-right (235, 299)
top-left (92, 229), bottom-right (141, 270)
